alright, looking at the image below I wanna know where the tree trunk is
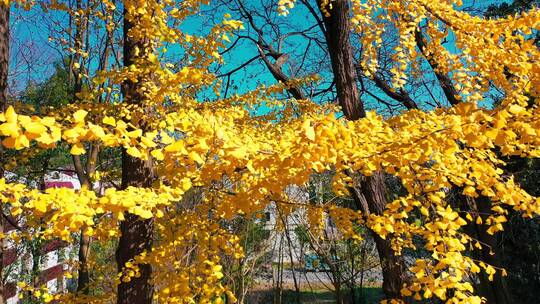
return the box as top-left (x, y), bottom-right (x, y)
top-left (115, 7), bottom-right (155, 304)
top-left (67, 0), bottom-right (93, 294)
top-left (317, 0), bottom-right (408, 299)
top-left (415, 19), bottom-right (511, 303)
top-left (77, 233), bottom-right (90, 294)
top-left (474, 205), bottom-right (512, 304)
top-left (453, 192), bottom-right (512, 304)
top-left (278, 212), bottom-right (300, 303)
top-left (0, 2), bottom-right (7, 113)
top-left (0, 2), bottom-right (9, 303)
top-left (347, 240), bottom-right (359, 304)
top-left (350, 173), bottom-right (408, 299)
top-left (317, 0), bottom-right (364, 120)
top-left (414, 29), bottom-right (460, 106)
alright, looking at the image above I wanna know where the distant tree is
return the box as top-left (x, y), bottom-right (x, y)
top-left (483, 2), bottom-right (540, 302)
top-left (486, 0), bottom-right (540, 47)
top-left (21, 62), bottom-right (71, 110)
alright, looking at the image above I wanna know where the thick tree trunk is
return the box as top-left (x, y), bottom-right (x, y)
top-left (350, 173), bottom-right (408, 299)
top-left (0, 3), bottom-right (9, 303)
top-left (0, 215), bottom-right (3, 304)
top-left (416, 19), bottom-right (512, 303)
top-left (474, 208), bottom-right (512, 304)
top-left (317, 0), bottom-right (408, 299)
top-left (317, 0), bottom-right (364, 120)
top-left (115, 7), bottom-right (155, 304)
top-left (116, 212), bottom-right (154, 304)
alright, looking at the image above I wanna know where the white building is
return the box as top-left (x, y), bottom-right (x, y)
top-left (4, 170), bottom-right (80, 303)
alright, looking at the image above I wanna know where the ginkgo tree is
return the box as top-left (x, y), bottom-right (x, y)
top-left (0, 0), bottom-right (539, 303)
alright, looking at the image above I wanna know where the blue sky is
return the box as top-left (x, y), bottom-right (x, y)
top-left (8, 0), bottom-right (510, 112)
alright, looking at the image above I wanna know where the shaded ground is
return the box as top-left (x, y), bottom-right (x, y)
top-left (246, 287), bottom-right (384, 303)
top-left (256, 268), bottom-right (383, 290)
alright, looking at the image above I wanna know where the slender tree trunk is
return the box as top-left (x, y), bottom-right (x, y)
top-left (77, 233), bottom-right (90, 293)
top-left (274, 236), bottom-right (284, 304)
top-left (278, 211), bottom-right (300, 303)
top-left (414, 29), bottom-right (460, 106)
top-left (75, 1), bottom-right (111, 292)
top-left (347, 240), bottom-right (359, 304)
top-left (317, 0), bottom-right (408, 299)
top-left (66, 0), bottom-right (92, 294)
top-left (0, 2), bottom-right (9, 303)
top-left (115, 7), bottom-right (155, 304)
top-left (0, 2), bottom-right (7, 114)
top-left (0, 215), bottom-right (3, 304)
top-left (358, 240), bottom-right (367, 304)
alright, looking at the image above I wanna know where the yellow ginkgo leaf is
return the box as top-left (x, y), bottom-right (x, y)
top-left (5, 106), bottom-right (17, 123)
top-left (73, 109), bottom-right (88, 123)
top-left (140, 136), bottom-right (156, 148)
top-left (88, 124), bottom-right (105, 138)
top-left (165, 140), bottom-right (186, 153)
top-left (230, 146), bottom-right (247, 159)
top-left (25, 122), bottom-right (47, 136)
top-left (70, 143), bottom-right (86, 155)
top-left (303, 119), bottom-right (315, 141)
top-left (103, 116), bottom-right (116, 126)
top-left (41, 117), bottom-right (56, 127)
top-left (127, 146), bottom-right (143, 158)
top-left (34, 199), bottom-right (47, 213)
top-left (16, 134), bottom-right (30, 149)
top-left (188, 151), bottom-right (205, 164)
top-left (0, 122), bottom-right (19, 137)
top-left (151, 149), bottom-right (164, 161)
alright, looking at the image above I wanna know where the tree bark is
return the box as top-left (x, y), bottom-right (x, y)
top-left (0, 2), bottom-right (7, 114)
top-left (77, 233), bottom-right (90, 294)
top-left (115, 7), bottom-right (155, 304)
top-left (371, 74), bottom-right (418, 110)
top-left (415, 20), bottom-right (512, 302)
top-left (0, 2), bottom-right (9, 303)
top-left (414, 28), bottom-right (460, 106)
top-left (66, 0), bottom-right (92, 294)
top-left (418, 22), bottom-right (513, 299)
top-left (257, 47), bottom-right (306, 100)
top-left (452, 191), bottom-right (512, 304)
top-left (350, 174), bottom-right (409, 299)
top-left (317, 0), bottom-right (364, 120)
top-left (317, 0), bottom-right (408, 299)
